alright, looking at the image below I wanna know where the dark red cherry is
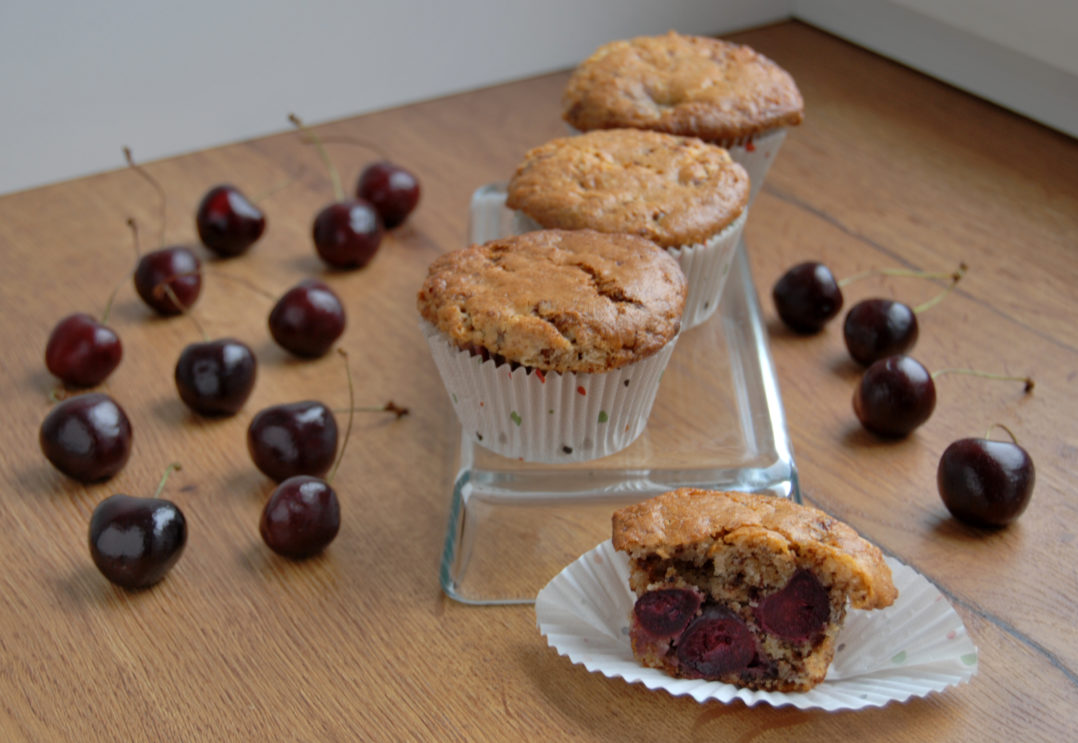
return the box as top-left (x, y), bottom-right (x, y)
top-left (938, 437), bottom-right (1035, 527)
top-left (356, 161), bottom-right (420, 228)
top-left (755, 570), bottom-right (830, 642)
top-left (772, 261), bottom-right (843, 333)
top-left (45, 313), bottom-right (123, 387)
top-left (196, 184), bottom-right (266, 257)
top-left (260, 475), bottom-right (340, 558)
top-left (133, 246), bottom-right (202, 315)
top-left (676, 606), bottom-right (755, 678)
top-left (312, 199), bottom-right (383, 269)
top-left (268, 279), bottom-right (346, 358)
top-left (634, 588), bottom-right (701, 637)
top-left (89, 492), bottom-right (186, 589)
top-left (853, 354), bottom-right (936, 437)
top-left (39, 393), bottom-right (132, 482)
top-left (843, 298), bottom-right (919, 365)
top-left (247, 401), bottom-right (338, 482)
top-left (174, 338), bottom-right (257, 416)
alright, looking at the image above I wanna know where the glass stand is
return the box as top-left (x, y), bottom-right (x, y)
top-left (439, 184), bottom-right (799, 605)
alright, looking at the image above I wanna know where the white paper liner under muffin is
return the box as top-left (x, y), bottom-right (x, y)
top-left (421, 322), bottom-right (678, 463)
top-left (536, 540), bottom-right (978, 711)
top-left (719, 127), bottom-right (788, 206)
top-left (513, 209), bottom-right (747, 330)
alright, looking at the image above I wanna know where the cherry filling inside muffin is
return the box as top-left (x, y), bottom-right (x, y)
top-left (633, 588), bottom-right (702, 637)
top-left (754, 569), bottom-right (831, 642)
top-left (630, 569), bottom-right (833, 682)
top-left (676, 606), bottom-right (756, 677)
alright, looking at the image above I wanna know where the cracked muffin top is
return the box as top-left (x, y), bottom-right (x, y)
top-left (612, 488), bottom-right (897, 610)
top-left (505, 129), bottom-right (749, 248)
top-left (417, 229), bottom-right (686, 374)
top-left (562, 31), bottom-right (803, 143)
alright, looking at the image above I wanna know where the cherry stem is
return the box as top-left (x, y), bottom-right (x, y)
top-left (100, 282), bottom-right (122, 325)
top-left (838, 262), bottom-right (968, 288)
top-left (326, 349), bottom-right (356, 485)
top-left (984, 422), bottom-right (1020, 444)
top-left (913, 265), bottom-right (967, 314)
top-left (931, 367), bottom-right (1034, 393)
top-left (158, 283), bottom-right (207, 341)
top-left (123, 147), bottom-right (167, 248)
top-left (289, 113), bottom-right (345, 203)
top-left (127, 217), bottom-right (142, 258)
top-left (331, 401), bottom-right (410, 419)
top-left (303, 133), bottom-right (389, 162)
top-left (153, 462), bottom-right (183, 499)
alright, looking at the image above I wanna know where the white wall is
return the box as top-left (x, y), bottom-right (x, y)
top-left (1, 1), bottom-right (1074, 197)
top-left (0, 0), bottom-right (787, 196)
top-left (795, 0), bottom-right (1078, 139)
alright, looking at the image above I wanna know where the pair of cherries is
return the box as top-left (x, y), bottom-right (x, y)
top-left (288, 113), bottom-right (420, 270)
top-left (772, 261), bottom-right (1035, 527)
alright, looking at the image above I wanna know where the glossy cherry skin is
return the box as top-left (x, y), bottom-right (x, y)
top-left (312, 199), bottom-right (383, 269)
top-left (39, 393), bottom-right (132, 482)
top-left (89, 493), bottom-right (187, 589)
top-left (772, 261), bottom-right (843, 333)
top-left (196, 184), bottom-right (266, 257)
top-left (853, 354), bottom-right (936, 437)
top-left (633, 588), bottom-right (701, 638)
top-left (174, 338), bottom-right (257, 416)
top-left (133, 246), bottom-right (202, 315)
top-left (45, 313), bottom-right (123, 387)
top-left (268, 279), bottom-right (346, 358)
top-left (675, 606), bottom-right (755, 679)
top-left (247, 401), bottom-right (338, 482)
top-left (356, 161), bottom-right (420, 228)
top-left (938, 438), bottom-right (1035, 527)
top-left (260, 475), bottom-right (340, 558)
top-left (843, 298), bottom-right (919, 365)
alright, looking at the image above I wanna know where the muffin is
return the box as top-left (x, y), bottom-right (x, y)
top-left (506, 129), bottom-right (748, 328)
top-left (562, 31), bottom-right (803, 204)
top-left (612, 488), bottom-right (897, 692)
top-left (418, 228), bottom-right (686, 462)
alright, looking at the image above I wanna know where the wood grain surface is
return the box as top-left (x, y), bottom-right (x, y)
top-left (1, 21), bottom-right (1075, 741)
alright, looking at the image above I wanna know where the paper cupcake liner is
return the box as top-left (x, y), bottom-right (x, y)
top-left (536, 540), bottom-right (978, 711)
top-left (665, 209), bottom-right (747, 329)
top-left (716, 128), bottom-right (788, 206)
top-left (512, 209), bottom-right (746, 330)
top-left (421, 322), bottom-right (677, 463)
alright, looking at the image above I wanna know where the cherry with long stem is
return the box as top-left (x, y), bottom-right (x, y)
top-left (773, 260), bottom-right (966, 335)
top-left (159, 283), bottom-right (258, 417)
top-left (842, 264), bottom-right (967, 365)
top-left (853, 355), bottom-right (1032, 437)
top-left (290, 113), bottom-right (384, 269)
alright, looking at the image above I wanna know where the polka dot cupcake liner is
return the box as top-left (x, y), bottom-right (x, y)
top-left (537, 541), bottom-right (978, 710)
top-left (421, 321), bottom-right (678, 463)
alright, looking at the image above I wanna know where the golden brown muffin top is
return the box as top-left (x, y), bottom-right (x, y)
top-left (563, 31), bottom-right (804, 142)
top-left (505, 129), bottom-right (748, 248)
top-left (612, 489), bottom-right (897, 610)
top-left (417, 229), bottom-right (686, 374)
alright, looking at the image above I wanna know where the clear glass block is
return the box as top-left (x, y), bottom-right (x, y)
top-left (439, 184), bottom-right (799, 604)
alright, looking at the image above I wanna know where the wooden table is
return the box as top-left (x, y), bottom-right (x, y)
top-left (1, 21), bottom-right (1074, 741)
